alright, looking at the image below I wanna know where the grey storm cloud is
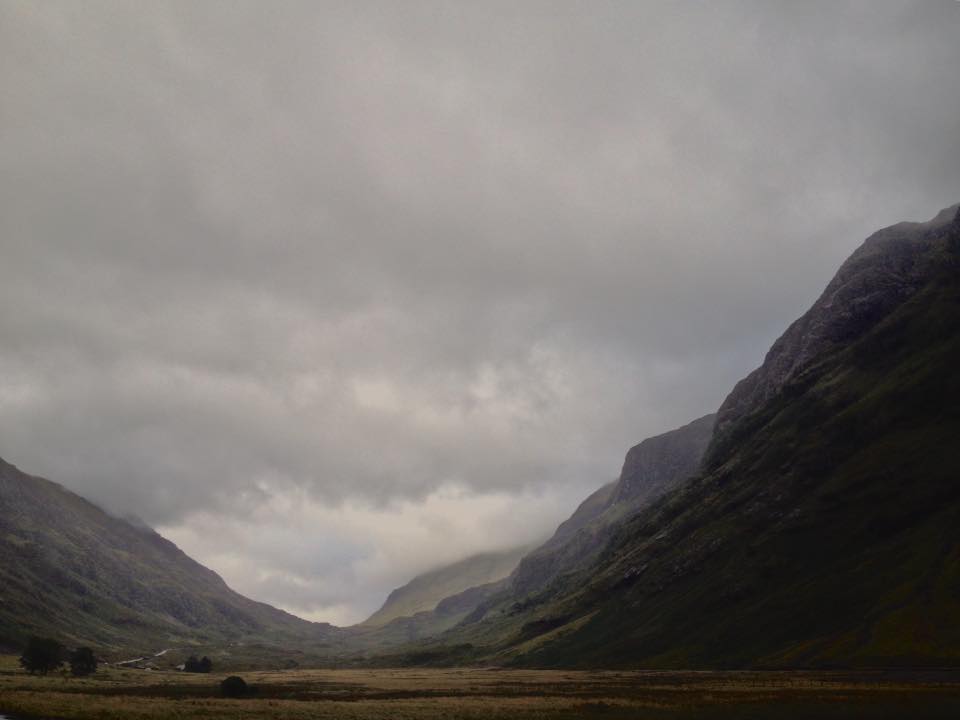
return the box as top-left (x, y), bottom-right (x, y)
top-left (2, 0), bottom-right (959, 622)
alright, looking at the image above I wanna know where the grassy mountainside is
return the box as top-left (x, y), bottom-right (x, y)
top-left (0, 459), bottom-right (336, 658)
top-left (362, 546), bottom-right (529, 627)
top-left (404, 204), bottom-right (960, 668)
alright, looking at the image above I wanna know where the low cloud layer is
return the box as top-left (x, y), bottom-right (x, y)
top-left (2, 1), bottom-right (958, 622)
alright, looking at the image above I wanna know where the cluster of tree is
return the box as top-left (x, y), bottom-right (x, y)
top-left (19, 637), bottom-right (98, 676)
top-left (183, 655), bottom-right (213, 673)
top-left (69, 646), bottom-right (98, 676)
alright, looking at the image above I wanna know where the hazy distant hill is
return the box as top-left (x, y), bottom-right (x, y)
top-left (0, 453), bottom-right (520, 663)
top-left (0, 459), bottom-right (334, 657)
top-left (362, 413), bottom-right (714, 641)
top-left (399, 203), bottom-right (960, 668)
top-left (362, 546), bottom-right (530, 627)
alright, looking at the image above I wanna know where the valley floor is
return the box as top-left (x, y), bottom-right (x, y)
top-left (1, 657), bottom-right (959, 719)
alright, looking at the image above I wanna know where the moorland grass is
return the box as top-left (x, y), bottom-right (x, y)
top-left (1, 656), bottom-right (959, 719)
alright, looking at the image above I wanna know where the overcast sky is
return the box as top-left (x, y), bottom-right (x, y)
top-left (2, 1), bottom-right (958, 624)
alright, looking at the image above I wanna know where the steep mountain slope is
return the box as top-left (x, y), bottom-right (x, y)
top-left (355, 418), bottom-right (714, 653)
top-left (418, 203), bottom-right (960, 668)
top-left (510, 413), bottom-right (716, 596)
top-left (362, 545), bottom-right (530, 627)
top-left (713, 202), bottom-right (960, 445)
top-left (546, 482), bottom-right (618, 547)
top-left (0, 459), bottom-right (335, 657)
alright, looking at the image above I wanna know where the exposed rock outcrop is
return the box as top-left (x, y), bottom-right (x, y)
top-left (713, 203), bottom-right (960, 450)
top-left (508, 413), bottom-right (716, 597)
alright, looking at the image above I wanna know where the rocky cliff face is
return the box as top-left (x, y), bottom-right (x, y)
top-left (508, 413), bottom-right (716, 597)
top-left (712, 204), bottom-right (960, 452)
top-left (610, 413), bottom-right (716, 506)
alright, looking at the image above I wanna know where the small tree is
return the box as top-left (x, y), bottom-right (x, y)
top-left (69, 646), bottom-right (98, 677)
top-left (20, 636), bottom-right (65, 675)
top-left (220, 675), bottom-right (248, 697)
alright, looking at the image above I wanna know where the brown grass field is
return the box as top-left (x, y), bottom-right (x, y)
top-left (1, 657), bottom-right (959, 719)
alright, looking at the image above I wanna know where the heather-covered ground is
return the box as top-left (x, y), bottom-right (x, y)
top-left (1, 657), bottom-right (959, 719)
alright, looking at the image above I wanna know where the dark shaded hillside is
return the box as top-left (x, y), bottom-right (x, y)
top-left (0, 459), bottom-right (333, 656)
top-left (415, 203), bottom-right (960, 669)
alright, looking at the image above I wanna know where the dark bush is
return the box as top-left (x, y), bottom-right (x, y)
top-left (184, 654), bottom-right (213, 673)
top-left (220, 675), bottom-right (248, 697)
top-left (69, 646), bottom-right (98, 676)
top-left (19, 636), bottom-right (64, 675)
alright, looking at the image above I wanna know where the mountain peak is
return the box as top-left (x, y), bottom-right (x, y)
top-left (711, 202), bottom-right (960, 456)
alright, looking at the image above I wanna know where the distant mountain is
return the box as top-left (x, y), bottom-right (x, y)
top-left (405, 203), bottom-right (960, 668)
top-left (356, 414), bottom-right (716, 649)
top-left (348, 578), bottom-right (512, 653)
top-left (362, 546), bottom-right (530, 627)
top-left (0, 458), bottom-right (334, 658)
top-left (0, 454), bottom-right (526, 664)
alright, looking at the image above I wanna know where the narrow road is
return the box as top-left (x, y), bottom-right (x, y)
top-left (112, 648), bottom-right (171, 667)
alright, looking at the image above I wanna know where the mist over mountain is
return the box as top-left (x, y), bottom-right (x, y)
top-left (3, 1), bottom-right (960, 625)
top-left (363, 545), bottom-right (531, 628)
top-left (382, 203), bottom-right (960, 668)
top-left (4, 7), bottom-right (960, 720)
top-left (510, 413), bottom-right (716, 597)
top-left (1, 204), bottom-right (958, 674)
